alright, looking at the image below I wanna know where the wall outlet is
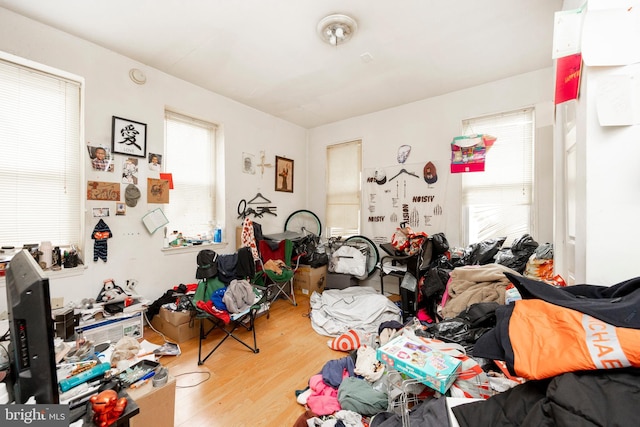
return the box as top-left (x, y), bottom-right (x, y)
top-left (51, 297), bottom-right (65, 309)
top-left (0, 310), bottom-right (7, 321)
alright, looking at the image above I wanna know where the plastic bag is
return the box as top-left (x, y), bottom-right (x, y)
top-left (431, 232), bottom-right (450, 256)
top-left (494, 234), bottom-right (538, 273)
top-left (391, 224), bottom-right (428, 256)
top-left (467, 237), bottom-right (506, 265)
top-left (330, 245), bottom-right (366, 277)
top-left (295, 234), bottom-right (328, 267)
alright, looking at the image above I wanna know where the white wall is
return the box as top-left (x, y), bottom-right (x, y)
top-left (308, 69), bottom-right (556, 249)
top-left (580, 64), bottom-right (640, 285)
top-left (0, 9), bottom-right (307, 311)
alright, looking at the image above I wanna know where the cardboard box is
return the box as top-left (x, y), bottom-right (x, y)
top-left (325, 272), bottom-right (359, 290)
top-left (150, 308), bottom-right (200, 343)
top-left (127, 374), bottom-right (176, 427)
top-left (294, 264), bottom-right (327, 296)
top-left (158, 307), bottom-right (192, 326)
top-left (77, 311), bottom-right (144, 344)
top-left (236, 226), bottom-right (242, 250)
top-left (377, 335), bottom-right (461, 394)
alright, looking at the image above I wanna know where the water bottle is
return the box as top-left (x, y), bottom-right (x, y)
top-left (213, 225), bottom-right (223, 244)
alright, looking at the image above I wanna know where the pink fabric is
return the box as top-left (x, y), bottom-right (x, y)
top-left (440, 276), bottom-right (453, 308)
top-left (416, 308), bottom-right (434, 323)
top-left (305, 374), bottom-right (341, 416)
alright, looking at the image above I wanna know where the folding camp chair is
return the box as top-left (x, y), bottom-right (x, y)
top-left (192, 278), bottom-right (268, 364)
top-left (255, 239), bottom-right (302, 309)
top-left (192, 247), bottom-right (268, 365)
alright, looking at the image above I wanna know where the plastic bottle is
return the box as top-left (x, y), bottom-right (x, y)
top-left (75, 329), bottom-right (86, 349)
top-left (58, 362), bottom-right (111, 393)
top-left (40, 241), bottom-right (52, 268)
top-left (163, 226), bottom-right (169, 248)
top-left (52, 246), bottom-right (61, 266)
top-left (213, 224), bottom-right (223, 244)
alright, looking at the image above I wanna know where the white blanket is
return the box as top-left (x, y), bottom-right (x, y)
top-left (310, 287), bottom-right (402, 337)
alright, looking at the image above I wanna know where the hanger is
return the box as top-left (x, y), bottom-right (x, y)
top-left (388, 168), bottom-right (420, 181)
top-left (248, 192), bottom-right (271, 204)
top-left (257, 206), bottom-right (277, 217)
top-left (240, 207), bottom-right (261, 218)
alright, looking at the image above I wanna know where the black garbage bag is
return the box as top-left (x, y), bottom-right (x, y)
top-left (451, 237), bottom-right (506, 267)
top-left (426, 318), bottom-right (471, 343)
top-left (431, 232), bottom-right (450, 256)
top-left (417, 302), bottom-right (498, 354)
top-left (294, 234), bottom-right (328, 267)
top-left (293, 234), bottom-right (317, 258)
top-left (305, 252), bottom-right (328, 268)
top-left (467, 237), bottom-right (506, 265)
top-left (495, 234), bottom-right (539, 273)
top-left (418, 318), bottom-right (493, 354)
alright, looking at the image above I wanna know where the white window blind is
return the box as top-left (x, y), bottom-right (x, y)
top-left (0, 57), bottom-right (82, 248)
top-left (326, 140), bottom-right (362, 238)
top-left (461, 108), bottom-right (535, 246)
top-left (164, 111), bottom-right (217, 239)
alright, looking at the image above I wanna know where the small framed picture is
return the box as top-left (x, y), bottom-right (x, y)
top-left (275, 156), bottom-right (294, 193)
top-left (148, 153), bottom-right (162, 172)
top-left (92, 208), bottom-right (110, 217)
top-left (242, 152), bottom-right (255, 174)
top-left (87, 145), bottom-right (114, 172)
top-left (112, 116), bottom-right (147, 158)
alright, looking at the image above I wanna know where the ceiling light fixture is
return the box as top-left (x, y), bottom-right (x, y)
top-left (317, 14), bottom-right (357, 46)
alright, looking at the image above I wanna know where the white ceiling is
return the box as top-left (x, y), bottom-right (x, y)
top-left (0, 0), bottom-right (563, 129)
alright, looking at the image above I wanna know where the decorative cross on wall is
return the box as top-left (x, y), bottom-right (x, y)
top-left (257, 150), bottom-right (273, 178)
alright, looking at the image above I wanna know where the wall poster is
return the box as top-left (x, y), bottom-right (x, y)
top-left (362, 161), bottom-right (447, 245)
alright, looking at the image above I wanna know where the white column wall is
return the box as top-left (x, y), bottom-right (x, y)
top-left (581, 65), bottom-right (640, 285)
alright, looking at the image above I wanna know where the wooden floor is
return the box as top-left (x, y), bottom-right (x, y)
top-left (143, 292), bottom-right (338, 427)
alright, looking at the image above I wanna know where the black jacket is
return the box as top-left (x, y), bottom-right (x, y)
top-left (452, 368), bottom-right (640, 427)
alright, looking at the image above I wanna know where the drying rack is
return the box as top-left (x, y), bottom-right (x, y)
top-left (386, 368), bottom-right (427, 427)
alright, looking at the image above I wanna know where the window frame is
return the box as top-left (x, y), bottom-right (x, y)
top-left (460, 107), bottom-right (535, 247)
top-left (325, 140), bottom-right (362, 238)
top-left (0, 51), bottom-right (84, 257)
top-left (163, 110), bottom-right (218, 244)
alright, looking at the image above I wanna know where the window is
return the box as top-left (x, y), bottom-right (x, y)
top-left (164, 111), bottom-right (217, 239)
top-left (325, 140), bottom-right (362, 238)
top-left (0, 55), bottom-right (82, 249)
top-left (461, 108), bottom-right (535, 246)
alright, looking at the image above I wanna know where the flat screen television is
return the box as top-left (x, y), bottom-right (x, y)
top-left (5, 249), bottom-right (59, 404)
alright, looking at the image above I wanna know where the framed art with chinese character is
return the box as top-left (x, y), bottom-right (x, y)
top-left (275, 156), bottom-right (293, 193)
top-left (112, 116), bottom-right (147, 158)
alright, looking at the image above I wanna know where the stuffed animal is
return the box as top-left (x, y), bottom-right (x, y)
top-left (96, 279), bottom-right (126, 302)
top-left (123, 279), bottom-right (137, 296)
top-left (90, 389), bottom-right (128, 427)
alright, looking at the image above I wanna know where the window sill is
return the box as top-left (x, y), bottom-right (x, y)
top-left (161, 242), bottom-right (229, 255)
top-left (0, 264), bottom-right (87, 287)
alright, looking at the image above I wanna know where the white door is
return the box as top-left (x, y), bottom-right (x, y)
top-left (555, 101), bottom-right (577, 285)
